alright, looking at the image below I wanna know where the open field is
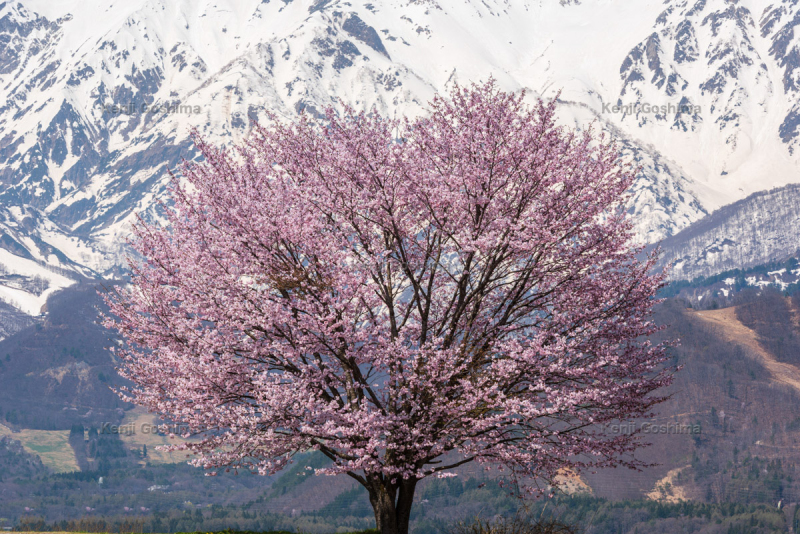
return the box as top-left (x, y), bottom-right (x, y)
top-left (118, 407), bottom-right (191, 464)
top-left (0, 408), bottom-right (206, 474)
top-left (0, 424), bottom-right (78, 473)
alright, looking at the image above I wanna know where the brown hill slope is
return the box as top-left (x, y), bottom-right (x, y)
top-left (585, 298), bottom-right (800, 504)
top-left (0, 281), bottom-right (128, 431)
top-left (694, 306), bottom-right (800, 393)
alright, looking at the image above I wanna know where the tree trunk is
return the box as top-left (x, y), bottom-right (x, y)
top-left (366, 475), bottom-right (417, 534)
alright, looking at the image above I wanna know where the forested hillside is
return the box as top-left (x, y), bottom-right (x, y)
top-left (4, 289), bottom-right (800, 533)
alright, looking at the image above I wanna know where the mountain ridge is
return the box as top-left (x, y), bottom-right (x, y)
top-left (659, 182), bottom-right (800, 280)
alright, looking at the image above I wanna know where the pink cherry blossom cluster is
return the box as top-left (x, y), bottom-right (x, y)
top-left (105, 80), bottom-right (672, 503)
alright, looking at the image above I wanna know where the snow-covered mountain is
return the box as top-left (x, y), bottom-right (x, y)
top-left (0, 0), bottom-right (799, 325)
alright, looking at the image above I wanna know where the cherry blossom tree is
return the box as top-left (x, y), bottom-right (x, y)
top-left (106, 81), bottom-right (672, 534)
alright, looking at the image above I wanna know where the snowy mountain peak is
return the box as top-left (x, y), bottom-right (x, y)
top-left (0, 0), bottom-right (799, 323)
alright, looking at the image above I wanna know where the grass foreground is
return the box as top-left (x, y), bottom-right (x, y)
top-left (13, 531), bottom-right (380, 534)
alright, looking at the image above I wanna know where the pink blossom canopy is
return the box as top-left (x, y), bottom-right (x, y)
top-left (105, 81), bottom-right (672, 496)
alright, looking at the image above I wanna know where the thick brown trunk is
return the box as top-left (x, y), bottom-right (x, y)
top-left (366, 475), bottom-right (417, 534)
